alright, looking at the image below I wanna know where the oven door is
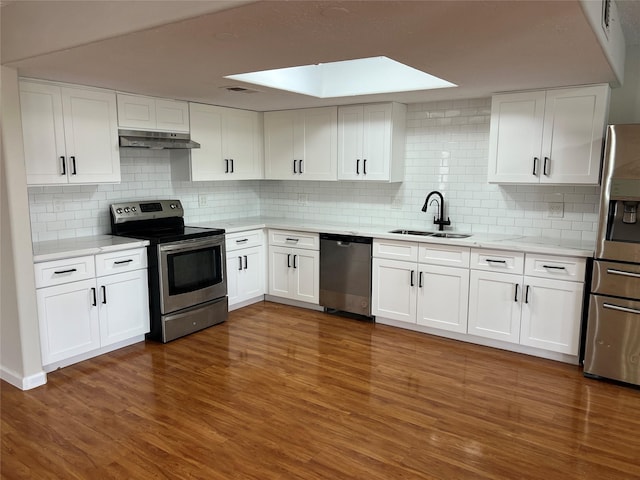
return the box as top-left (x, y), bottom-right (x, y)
top-left (158, 235), bottom-right (227, 314)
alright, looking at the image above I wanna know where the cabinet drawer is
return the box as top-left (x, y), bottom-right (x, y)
top-left (269, 229), bottom-right (318, 250)
top-left (373, 239), bottom-right (419, 262)
top-left (418, 244), bottom-right (470, 268)
top-left (471, 248), bottom-right (524, 274)
top-left (226, 229), bottom-right (264, 251)
top-left (95, 248), bottom-right (147, 277)
top-left (34, 256), bottom-right (95, 288)
top-left (524, 254), bottom-right (586, 281)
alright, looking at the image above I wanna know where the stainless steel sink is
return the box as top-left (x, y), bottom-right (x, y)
top-left (388, 229), bottom-right (434, 236)
top-left (430, 232), bottom-right (472, 239)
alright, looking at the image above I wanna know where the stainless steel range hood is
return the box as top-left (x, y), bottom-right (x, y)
top-left (118, 129), bottom-right (200, 149)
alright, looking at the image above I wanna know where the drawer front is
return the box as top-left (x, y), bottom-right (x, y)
top-left (34, 255), bottom-right (95, 288)
top-left (226, 229), bottom-right (264, 252)
top-left (269, 229), bottom-right (319, 250)
top-left (373, 239), bottom-right (419, 262)
top-left (524, 254), bottom-right (586, 281)
top-left (95, 248), bottom-right (147, 277)
top-left (592, 260), bottom-right (640, 299)
top-left (471, 248), bottom-right (524, 274)
top-left (418, 244), bottom-right (470, 268)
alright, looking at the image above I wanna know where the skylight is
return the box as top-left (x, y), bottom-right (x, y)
top-left (224, 56), bottom-right (456, 98)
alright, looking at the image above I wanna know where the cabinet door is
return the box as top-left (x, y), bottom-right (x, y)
top-left (36, 279), bottom-right (100, 365)
top-left (268, 246), bottom-right (294, 298)
top-left (19, 81), bottom-right (68, 185)
top-left (240, 246), bottom-right (265, 300)
top-left (291, 249), bottom-right (319, 304)
top-left (540, 85), bottom-right (608, 185)
top-left (98, 269), bottom-right (150, 347)
top-left (337, 105), bottom-right (364, 180)
top-left (299, 107), bottom-right (337, 181)
top-left (226, 251), bottom-right (242, 305)
top-left (520, 276), bottom-right (583, 354)
top-left (264, 110), bottom-right (297, 179)
top-left (189, 103), bottom-right (225, 181)
top-left (487, 91), bottom-right (545, 183)
top-left (224, 108), bottom-right (263, 179)
top-left (360, 103), bottom-right (393, 181)
top-left (468, 270), bottom-right (522, 342)
top-left (371, 258), bottom-right (417, 323)
top-left (155, 99), bottom-right (189, 133)
top-left (61, 87), bottom-right (120, 183)
top-left (116, 93), bottom-right (156, 130)
top-left (416, 265), bottom-right (469, 334)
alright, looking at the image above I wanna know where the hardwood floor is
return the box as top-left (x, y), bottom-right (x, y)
top-left (2, 301), bottom-right (640, 479)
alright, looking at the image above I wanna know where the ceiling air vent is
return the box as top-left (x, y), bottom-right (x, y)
top-left (222, 86), bottom-right (260, 94)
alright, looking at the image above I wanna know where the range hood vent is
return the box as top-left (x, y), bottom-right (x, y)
top-left (118, 129), bottom-right (200, 150)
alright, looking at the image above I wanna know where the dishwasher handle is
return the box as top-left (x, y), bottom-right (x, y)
top-left (320, 233), bottom-right (373, 244)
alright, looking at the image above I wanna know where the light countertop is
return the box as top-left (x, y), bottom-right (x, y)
top-left (33, 235), bottom-right (150, 263)
top-left (196, 216), bottom-right (596, 258)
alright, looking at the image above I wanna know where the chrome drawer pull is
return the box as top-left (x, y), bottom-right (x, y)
top-left (607, 269), bottom-right (640, 279)
top-left (603, 303), bottom-right (640, 315)
top-left (543, 265), bottom-right (566, 270)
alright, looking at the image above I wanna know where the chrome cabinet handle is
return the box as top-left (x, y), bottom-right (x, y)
top-left (607, 269), bottom-right (640, 279)
top-left (604, 303), bottom-right (640, 315)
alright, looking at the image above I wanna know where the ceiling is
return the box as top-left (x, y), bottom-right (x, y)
top-left (1, 0), bottom-right (638, 112)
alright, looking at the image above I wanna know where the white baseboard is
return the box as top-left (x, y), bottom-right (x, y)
top-left (229, 295), bottom-right (265, 311)
top-left (1, 366), bottom-right (47, 390)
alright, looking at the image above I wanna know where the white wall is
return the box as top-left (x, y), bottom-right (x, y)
top-left (609, 44), bottom-right (640, 123)
top-left (1, 66), bottom-right (46, 390)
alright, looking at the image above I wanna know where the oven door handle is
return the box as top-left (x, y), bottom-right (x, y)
top-left (603, 303), bottom-right (640, 315)
top-left (159, 236), bottom-right (223, 253)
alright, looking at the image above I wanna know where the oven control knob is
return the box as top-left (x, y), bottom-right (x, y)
top-left (124, 207), bottom-right (130, 213)
top-left (116, 208), bottom-right (123, 214)
top-left (170, 203), bottom-right (176, 209)
top-left (131, 207), bottom-right (137, 212)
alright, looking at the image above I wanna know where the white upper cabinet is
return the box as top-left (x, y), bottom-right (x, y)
top-left (338, 102), bottom-right (406, 182)
top-left (264, 106), bottom-right (337, 181)
top-left (487, 84), bottom-right (609, 185)
top-left (188, 103), bottom-right (263, 181)
top-left (116, 93), bottom-right (189, 133)
top-left (20, 79), bottom-right (120, 185)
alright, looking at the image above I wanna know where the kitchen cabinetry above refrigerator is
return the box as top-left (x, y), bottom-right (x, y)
top-left (338, 102), bottom-right (406, 182)
top-left (19, 79), bottom-right (121, 185)
top-left (264, 107), bottom-right (337, 181)
top-left (487, 84), bottom-right (609, 185)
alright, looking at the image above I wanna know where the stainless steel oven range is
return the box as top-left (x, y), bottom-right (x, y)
top-left (584, 124), bottom-right (640, 387)
top-left (110, 199), bottom-right (227, 343)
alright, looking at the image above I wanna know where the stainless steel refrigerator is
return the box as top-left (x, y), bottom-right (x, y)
top-left (584, 124), bottom-right (640, 386)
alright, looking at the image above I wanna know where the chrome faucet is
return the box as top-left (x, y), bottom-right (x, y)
top-left (421, 191), bottom-right (451, 231)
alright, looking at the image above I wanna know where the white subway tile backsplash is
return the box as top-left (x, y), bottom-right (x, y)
top-left (27, 97), bottom-right (602, 243)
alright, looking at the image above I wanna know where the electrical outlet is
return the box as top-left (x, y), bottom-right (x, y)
top-left (548, 202), bottom-right (564, 218)
top-left (391, 198), bottom-right (403, 210)
top-left (198, 194), bottom-right (208, 207)
top-left (53, 199), bottom-right (64, 212)
top-left (298, 194), bottom-right (308, 206)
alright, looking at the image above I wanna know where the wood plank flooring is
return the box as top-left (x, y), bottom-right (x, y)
top-left (2, 301), bottom-right (640, 479)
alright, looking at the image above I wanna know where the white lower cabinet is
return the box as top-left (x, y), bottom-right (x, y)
top-left (268, 230), bottom-right (319, 304)
top-left (34, 248), bottom-right (149, 369)
top-left (226, 230), bottom-right (265, 309)
top-left (372, 239), bottom-right (470, 334)
top-left (468, 248), bottom-right (585, 355)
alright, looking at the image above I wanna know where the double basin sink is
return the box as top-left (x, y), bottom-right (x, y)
top-left (389, 229), bottom-right (472, 239)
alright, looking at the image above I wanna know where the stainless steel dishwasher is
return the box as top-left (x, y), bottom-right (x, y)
top-left (319, 233), bottom-right (373, 318)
